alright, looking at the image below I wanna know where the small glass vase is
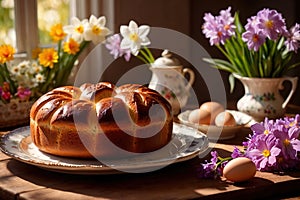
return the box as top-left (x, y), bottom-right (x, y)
top-left (234, 74), bottom-right (298, 121)
top-left (0, 99), bottom-right (34, 129)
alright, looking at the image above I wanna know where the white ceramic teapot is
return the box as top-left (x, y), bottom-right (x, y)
top-left (148, 50), bottom-right (195, 115)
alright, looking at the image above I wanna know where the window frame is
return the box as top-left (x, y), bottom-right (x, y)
top-left (14, 0), bottom-right (38, 57)
top-left (13, 0), bottom-right (113, 57)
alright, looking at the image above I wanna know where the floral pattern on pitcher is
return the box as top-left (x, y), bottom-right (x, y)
top-left (160, 87), bottom-right (176, 100)
top-left (264, 104), bottom-right (276, 114)
top-left (252, 92), bottom-right (276, 102)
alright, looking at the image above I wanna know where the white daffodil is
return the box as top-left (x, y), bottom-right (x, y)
top-left (10, 65), bottom-right (20, 75)
top-left (30, 61), bottom-right (43, 74)
top-left (84, 15), bottom-right (111, 44)
top-left (63, 17), bottom-right (88, 43)
top-left (17, 60), bottom-right (31, 73)
top-left (34, 73), bottom-right (46, 83)
top-left (120, 20), bottom-right (150, 56)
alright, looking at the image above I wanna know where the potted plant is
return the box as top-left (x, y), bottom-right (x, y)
top-left (202, 7), bottom-right (300, 121)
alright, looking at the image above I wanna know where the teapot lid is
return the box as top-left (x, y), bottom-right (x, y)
top-left (153, 50), bottom-right (181, 67)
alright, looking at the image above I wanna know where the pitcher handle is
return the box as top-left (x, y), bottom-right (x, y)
top-left (280, 77), bottom-right (298, 109)
top-left (183, 68), bottom-right (195, 91)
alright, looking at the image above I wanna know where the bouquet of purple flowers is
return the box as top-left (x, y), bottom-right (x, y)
top-left (202, 7), bottom-right (300, 90)
top-left (198, 115), bottom-right (300, 179)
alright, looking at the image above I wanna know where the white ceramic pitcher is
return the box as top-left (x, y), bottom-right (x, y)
top-left (234, 74), bottom-right (298, 121)
top-left (148, 50), bottom-right (195, 115)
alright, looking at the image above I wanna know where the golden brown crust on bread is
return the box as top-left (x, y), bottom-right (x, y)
top-left (30, 82), bottom-right (173, 158)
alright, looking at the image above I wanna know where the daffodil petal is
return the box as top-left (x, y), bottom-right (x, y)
top-left (141, 37), bottom-right (151, 46)
top-left (138, 25), bottom-right (150, 38)
top-left (120, 26), bottom-right (130, 37)
top-left (128, 20), bottom-right (138, 33)
top-left (131, 44), bottom-right (140, 56)
top-left (101, 27), bottom-right (111, 36)
top-left (120, 38), bottom-right (132, 49)
top-left (98, 16), bottom-right (106, 26)
top-left (83, 31), bottom-right (93, 41)
top-left (71, 17), bottom-right (81, 25)
top-left (89, 15), bottom-right (97, 23)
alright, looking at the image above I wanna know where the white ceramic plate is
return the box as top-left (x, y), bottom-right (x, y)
top-left (0, 123), bottom-right (209, 175)
top-left (177, 110), bottom-right (252, 140)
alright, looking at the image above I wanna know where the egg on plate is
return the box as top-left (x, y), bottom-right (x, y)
top-left (188, 101), bottom-right (225, 125)
top-left (215, 111), bottom-right (237, 127)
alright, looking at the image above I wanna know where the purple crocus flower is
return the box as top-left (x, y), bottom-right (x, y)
top-left (243, 16), bottom-right (267, 51)
top-left (202, 7), bottom-right (235, 46)
top-left (210, 150), bottom-right (219, 163)
top-left (197, 161), bottom-right (216, 179)
top-left (273, 126), bottom-right (300, 160)
top-left (251, 117), bottom-right (275, 136)
top-left (105, 34), bottom-right (131, 61)
top-left (284, 23), bottom-right (300, 53)
top-left (278, 114), bottom-right (300, 128)
top-left (202, 13), bottom-right (222, 46)
top-left (242, 28), bottom-right (266, 51)
top-left (218, 7), bottom-right (236, 36)
top-left (231, 146), bottom-right (244, 158)
top-left (197, 150), bottom-right (220, 179)
top-left (289, 114), bottom-right (300, 127)
top-left (256, 8), bottom-right (287, 40)
top-left (247, 134), bottom-right (281, 171)
top-left (245, 118), bottom-right (276, 157)
top-left (245, 16), bottom-right (260, 32)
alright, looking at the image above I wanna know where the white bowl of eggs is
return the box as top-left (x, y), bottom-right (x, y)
top-left (177, 102), bottom-right (252, 140)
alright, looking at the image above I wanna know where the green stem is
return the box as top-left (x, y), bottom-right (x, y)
top-left (143, 47), bottom-right (155, 63)
top-left (40, 67), bottom-right (53, 93)
top-left (139, 48), bottom-right (152, 64)
top-left (2, 63), bottom-right (17, 94)
top-left (136, 55), bottom-right (148, 64)
top-left (214, 157), bottom-right (232, 170)
top-left (0, 65), bottom-right (5, 84)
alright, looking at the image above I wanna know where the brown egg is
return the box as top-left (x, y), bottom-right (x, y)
top-left (215, 111), bottom-right (237, 127)
top-left (188, 102), bottom-right (225, 125)
top-left (188, 108), bottom-right (211, 125)
top-left (197, 102), bottom-right (225, 125)
top-left (223, 157), bottom-right (256, 182)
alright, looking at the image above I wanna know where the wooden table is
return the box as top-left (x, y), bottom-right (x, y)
top-left (1, 115), bottom-right (300, 199)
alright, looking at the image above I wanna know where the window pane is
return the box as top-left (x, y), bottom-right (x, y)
top-left (0, 0), bottom-right (15, 46)
top-left (37, 0), bottom-right (70, 45)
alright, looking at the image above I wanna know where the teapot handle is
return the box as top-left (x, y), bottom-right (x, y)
top-left (183, 68), bottom-right (195, 91)
top-left (280, 77), bottom-right (298, 109)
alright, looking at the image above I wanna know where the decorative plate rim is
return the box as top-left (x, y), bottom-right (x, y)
top-left (0, 123), bottom-right (209, 175)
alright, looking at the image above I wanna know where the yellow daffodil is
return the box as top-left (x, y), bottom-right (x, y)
top-left (50, 23), bottom-right (66, 42)
top-left (63, 38), bottom-right (80, 55)
top-left (0, 44), bottom-right (15, 64)
top-left (38, 48), bottom-right (58, 69)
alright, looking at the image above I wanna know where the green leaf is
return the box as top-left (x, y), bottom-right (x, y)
top-left (203, 58), bottom-right (235, 73)
top-left (229, 73), bottom-right (235, 93)
top-left (234, 12), bottom-right (245, 35)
